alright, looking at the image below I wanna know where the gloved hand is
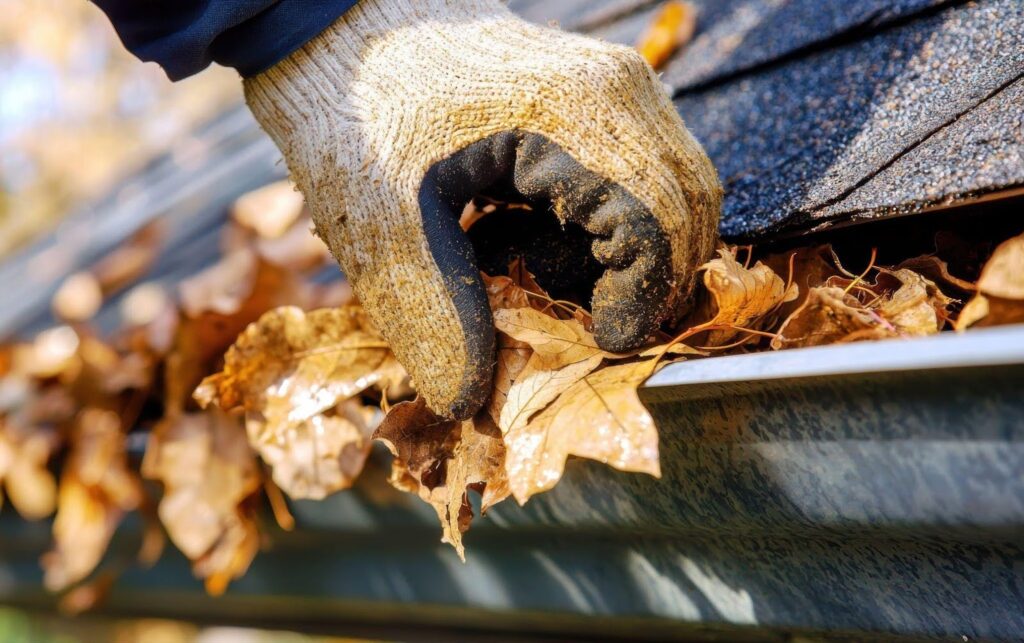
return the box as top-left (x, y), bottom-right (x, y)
top-left (244, 0), bottom-right (722, 419)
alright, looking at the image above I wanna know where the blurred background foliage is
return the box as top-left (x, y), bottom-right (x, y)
top-left (0, 0), bottom-right (240, 257)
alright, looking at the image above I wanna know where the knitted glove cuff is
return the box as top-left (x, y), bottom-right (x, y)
top-left (244, 0), bottom-right (510, 143)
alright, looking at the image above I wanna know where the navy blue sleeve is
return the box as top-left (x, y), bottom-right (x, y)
top-left (92, 0), bottom-right (359, 81)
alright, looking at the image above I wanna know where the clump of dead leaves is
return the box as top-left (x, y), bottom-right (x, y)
top-left (1, 178), bottom-right (1021, 604)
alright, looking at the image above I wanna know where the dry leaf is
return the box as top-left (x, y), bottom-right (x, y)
top-left (483, 272), bottom-right (536, 425)
top-left (504, 360), bottom-right (661, 505)
top-left (875, 268), bottom-right (953, 335)
top-left (52, 272), bottom-right (103, 322)
top-left (493, 307), bottom-right (606, 367)
top-left (231, 180), bottom-right (305, 239)
top-left (636, 1), bottom-right (697, 69)
top-left (898, 255), bottom-right (977, 294)
top-left (976, 234), bottom-right (1024, 300)
top-left (255, 401), bottom-right (378, 500)
top-left (43, 408), bottom-right (142, 591)
top-left (194, 509), bottom-right (260, 596)
top-left (763, 245), bottom-right (840, 320)
top-left (91, 222), bottom-right (163, 293)
top-left (142, 409), bottom-right (260, 591)
top-left (13, 326), bottom-right (80, 379)
top-left (772, 287), bottom-right (897, 349)
top-left (0, 420), bottom-right (58, 519)
top-left (956, 233), bottom-right (1024, 330)
top-left (499, 352), bottom-right (604, 434)
top-left (484, 273), bottom-right (531, 311)
top-left (195, 306), bottom-right (396, 499)
top-left (374, 399), bottom-right (509, 559)
top-left (179, 249), bottom-right (261, 318)
top-left (696, 248), bottom-right (795, 345)
top-left (255, 215), bottom-right (331, 271)
top-left (167, 254), bottom-right (310, 412)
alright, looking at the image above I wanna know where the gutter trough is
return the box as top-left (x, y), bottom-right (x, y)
top-left (0, 327), bottom-right (1021, 641)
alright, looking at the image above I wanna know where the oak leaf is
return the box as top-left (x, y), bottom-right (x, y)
top-left (374, 399), bottom-right (509, 560)
top-left (504, 360), bottom-right (661, 505)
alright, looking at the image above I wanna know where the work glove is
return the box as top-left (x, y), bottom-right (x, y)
top-left (244, 0), bottom-right (722, 419)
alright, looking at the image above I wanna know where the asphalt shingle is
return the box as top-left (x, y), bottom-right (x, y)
top-left (663, 0), bottom-right (950, 90)
top-left (674, 0), bottom-right (1024, 238)
top-left (821, 77), bottom-right (1024, 221)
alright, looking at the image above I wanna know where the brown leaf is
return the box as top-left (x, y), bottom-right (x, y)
top-left (255, 215), bottom-right (332, 271)
top-left (976, 234), bottom-right (1024, 300)
top-left (504, 360), bottom-right (660, 505)
top-left (487, 332), bottom-right (532, 428)
top-left (772, 287), bottom-right (897, 349)
top-left (91, 222), bottom-right (163, 294)
top-left (52, 272), bottom-right (103, 322)
top-left (256, 401), bottom-right (378, 500)
top-left (195, 306), bottom-right (395, 499)
top-left (483, 273), bottom-right (531, 311)
top-left (374, 399), bottom-right (509, 559)
top-left (482, 272), bottom-right (535, 425)
top-left (194, 509), bottom-right (260, 596)
top-left (898, 255), bottom-right (977, 294)
top-left (696, 249), bottom-right (795, 345)
top-left (637, 343), bottom-right (707, 359)
top-left (141, 410), bottom-right (260, 592)
top-left (493, 307), bottom-right (606, 367)
top-left (43, 408), bottom-right (142, 591)
top-left (179, 249), bottom-right (262, 318)
top-left (875, 268), bottom-right (953, 335)
top-left (499, 352), bottom-right (604, 434)
top-left (0, 420), bottom-right (58, 520)
top-left (13, 326), bottom-right (80, 379)
top-left (762, 245), bottom-right (840, 320)
top-left (231, 180), bottom-right (305, 240)
top-left (956, 233), bottom-right (1024, 329)
top-left (636, 1), bottom-right (697, 69)
top-left (166, 256), bottom-right (312, 413)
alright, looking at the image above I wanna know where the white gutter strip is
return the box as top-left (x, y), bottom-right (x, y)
top-left (644, 323), bottom-right (1024, 389)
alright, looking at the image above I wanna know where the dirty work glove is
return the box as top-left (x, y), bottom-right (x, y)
top-left (244, 0), bottom-right (722, 420)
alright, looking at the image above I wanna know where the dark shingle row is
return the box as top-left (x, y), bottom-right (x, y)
top-left (674, 0), bottom-right (1023, 237)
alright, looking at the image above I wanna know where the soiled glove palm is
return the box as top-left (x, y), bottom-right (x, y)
top-left (244, 0), bottom-right (721, 419)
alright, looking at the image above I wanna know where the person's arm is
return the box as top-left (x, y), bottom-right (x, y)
top-left (91, 0), bottom-right (358, 80)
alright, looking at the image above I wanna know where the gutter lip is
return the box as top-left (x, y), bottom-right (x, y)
top-left (644, 323), bottom-right (1024, 389)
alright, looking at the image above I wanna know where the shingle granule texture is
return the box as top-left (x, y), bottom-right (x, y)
top-left (662, 0), bottom-right (950, 90)
top-left (822, 77), bottom-right (1024, 220)
top-left (513, 0), bottom-right (953, 90)
top-left (673, 0), bottom-right (1024, 239)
